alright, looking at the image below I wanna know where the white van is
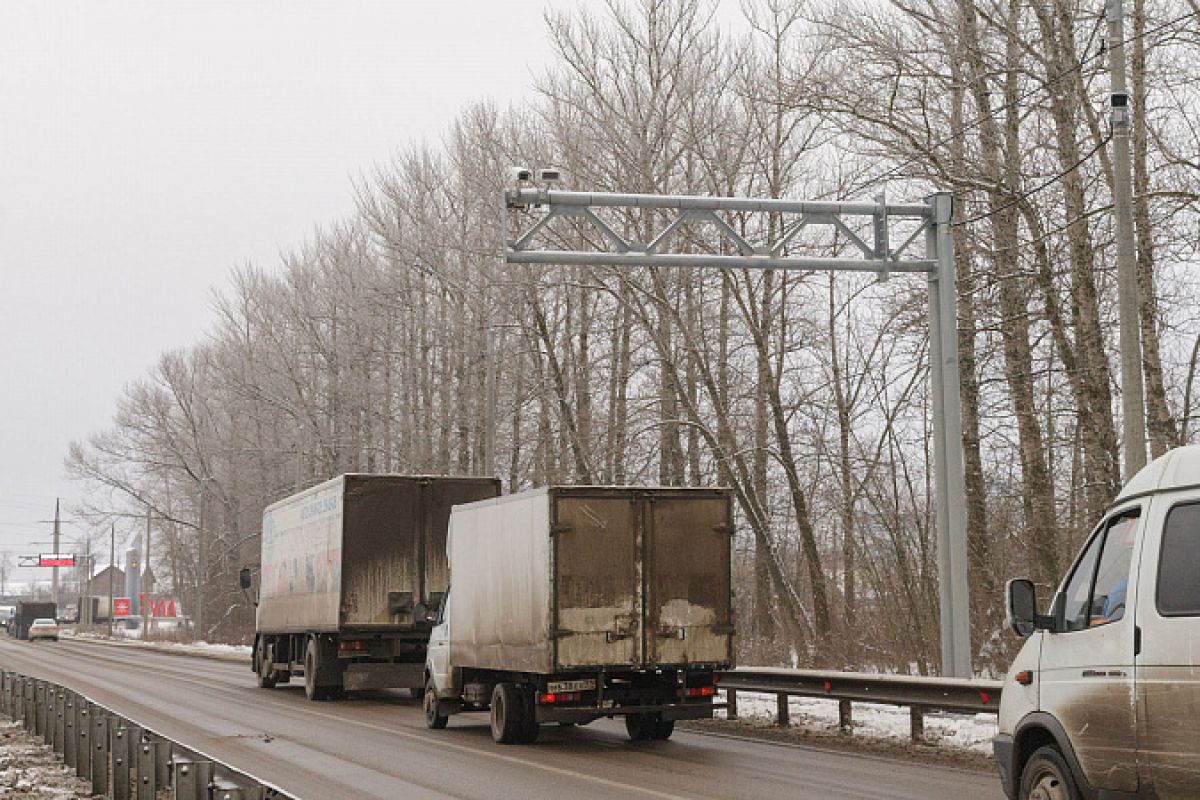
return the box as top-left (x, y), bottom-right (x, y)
top-left (996, 445), bottom-right (1200, 800)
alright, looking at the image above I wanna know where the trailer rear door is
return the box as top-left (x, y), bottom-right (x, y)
top-left (553, 493), bottom-right (642, 668)
top-left (645, 492), bottom-right (733, 666)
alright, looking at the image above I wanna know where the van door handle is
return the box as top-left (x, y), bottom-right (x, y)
top-left (1134, 625), bottom-right (1142, 656)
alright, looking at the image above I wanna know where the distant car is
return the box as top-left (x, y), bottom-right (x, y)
top-left (27, 618), bottom-right (59, 642)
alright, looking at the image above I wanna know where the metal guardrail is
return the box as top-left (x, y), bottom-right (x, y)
top-left (0, 670), bottom-right (295, 800)
top-left (718, 668), bottom-right (1004, 742)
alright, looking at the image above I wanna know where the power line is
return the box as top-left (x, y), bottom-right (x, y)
top-left (855, 9), bottom-right (1198, 194)
top-left (952, 134), bottom-right (1112, 227)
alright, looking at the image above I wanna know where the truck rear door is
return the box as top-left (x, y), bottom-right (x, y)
top-left (645, 491), bottom-right (733, 666)
top-left (553, 492), bottom-right (642, 668)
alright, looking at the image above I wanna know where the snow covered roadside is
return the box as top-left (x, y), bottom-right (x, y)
top-left (0, 720), bottom-right (89, 798)
top-left (715, 690), bottom-right (999, 756)
top-left (61, 630), bottom-right (251, 664)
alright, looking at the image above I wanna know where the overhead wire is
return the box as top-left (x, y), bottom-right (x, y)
top-left (853, 9), bottom-right (1198, 195)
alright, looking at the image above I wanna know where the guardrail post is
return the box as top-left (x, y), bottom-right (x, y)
top-left (64, 692), bottom-right (77, 768)
top-left (910, 705), bottom-right (925, 742)
top-left (92, 712), bottom-right (110, 794)
top-left (53, 689), bottom-right (65, 753)
top-left (75, 699), bottom-right (91, 780)
top-left (155, 739), bottom-right (172, 787)
top-left (1, 673), bottom-right (11, 717)
top-left (725, 688), bottom-right (738, 720)
top-left (112, 724), bottom-right (131, 800)
top-left (34, 681), bottom-right (46, 740)
top-left (40, 684), bottom-right (52, 744)
top-left (173, 758), bottom-right (213, 800)
top-left (775, 694), bottom-right (789, 728)
top-left (23, 678), bottom-right (34, 732)
top-left (838, 700), bottom-right (852, 733)
top-left (136, 740), bottom-right (160, 800)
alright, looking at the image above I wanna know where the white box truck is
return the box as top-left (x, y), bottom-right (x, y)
top-left (997, 445), bottom-right (1200, 800)
top-left (424, 486), bottom-right (734, 743)
top-left (245, 474), bottom-right (500, 700)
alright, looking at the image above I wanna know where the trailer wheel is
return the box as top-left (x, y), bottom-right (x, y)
top-left (424, 679), bottom-right (448, 729)
top-left (490, 683), bottom-right (526, 744)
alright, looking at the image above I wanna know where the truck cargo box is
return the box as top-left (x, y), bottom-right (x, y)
top-left (13, 601), bottom-right (57, 640)
top-left (258, 475), bottom-right (500, 635)
top-left (447, 486), bottom-right (734, 674)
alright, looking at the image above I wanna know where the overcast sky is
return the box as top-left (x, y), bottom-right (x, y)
top-left (0, 0), bottom-right (654, 591)
top-left (1, 1), bottom-right (751, 594)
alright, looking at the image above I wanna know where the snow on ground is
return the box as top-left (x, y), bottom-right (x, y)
top-left (0, 721), bottom-right (89, 798)
top-left (718, 690), bottom-right (999, 755)
top-left (61, 629), bottom-right (251, 662)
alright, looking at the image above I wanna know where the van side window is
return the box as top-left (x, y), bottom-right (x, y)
top-left (1158, 502), bottom-right (1200, 616)
top-left (1061, 509), bottom-right (1140, 631)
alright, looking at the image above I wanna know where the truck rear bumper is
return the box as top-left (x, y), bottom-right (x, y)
top-left (535, 702), bottom-right (724, 724)
top-left (343, 662), bottom-right (424, 691)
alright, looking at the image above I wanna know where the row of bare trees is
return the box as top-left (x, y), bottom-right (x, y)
top-left (67, 0), bottom-right (1199, 673)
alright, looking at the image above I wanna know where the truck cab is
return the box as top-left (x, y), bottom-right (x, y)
top-left (996, 445), bottom-right (1200, 800)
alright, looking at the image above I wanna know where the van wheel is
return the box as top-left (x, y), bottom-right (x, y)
top-left (424, 680), bottom-right (448, 729)
top-left (490, 683), bottom-right (525, 744)
top-left (625, 713), bottom-right (657, 741)
top-left (651, 719), bottom-right (674, 740)
top-left (1020, 745), bottom-right (1080, 800)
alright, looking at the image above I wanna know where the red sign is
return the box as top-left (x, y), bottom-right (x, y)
top-left (113, 597), bottom-right (131, 617)
top-left (38, 554), bottom-right (75, 567)
top-left (139, 594), bottom-right (178, 618)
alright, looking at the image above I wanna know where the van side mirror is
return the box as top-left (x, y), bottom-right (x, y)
top-left (239, 567), bottom-right (252, 591)
top-left (1007, 578), bottom-right (1054, 636)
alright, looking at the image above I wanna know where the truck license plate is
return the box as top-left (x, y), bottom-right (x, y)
top-left (547, 679), bottom-right (597, 693)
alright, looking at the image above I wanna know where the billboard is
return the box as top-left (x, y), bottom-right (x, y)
top-left (38, 554), bottom-right (75, 567)
top-left (113, 597), bottom-right (131, 617)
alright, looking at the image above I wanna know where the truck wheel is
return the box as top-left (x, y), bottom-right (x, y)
top-left (651, 719), bottom-right (674, 740)
top-left (256, 640), bottom-right (277, 689)
top-left (625, 713), bottom-right (656, 741)
top-left (518, 686), bottom-right (539, 744)
top-left (1020, 745), bottom-right (1081, 800)
top-left (304, 643), bottom-right (327, 701)
top-left (490, 683), bottom-right (525, 744)
top-left (424, 680), bottom-right (448, 729)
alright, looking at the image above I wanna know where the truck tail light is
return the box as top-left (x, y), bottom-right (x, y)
top-left (338, 640), bottom-right (366, 652)
top-left (538, 691), bottom-right (583, 704)
top-left (679, 686), bottom-right (716, 698)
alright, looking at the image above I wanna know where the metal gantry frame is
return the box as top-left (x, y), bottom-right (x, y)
top-left (502, 187), bottom-right (972, 678)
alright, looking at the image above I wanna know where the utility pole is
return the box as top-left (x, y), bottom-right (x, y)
top-left (145, 508), bottom-right (152, 637)
top-left (51, 499), bottom-right (60, 606)
top-left (1107, 0), bottom-right (1148, 477)
top-left (483, 325), bottom-right (498, 477)
top-left (197, 480), bottom-right (206, 642)
top-left (108, 524), bottom-right (115, 637)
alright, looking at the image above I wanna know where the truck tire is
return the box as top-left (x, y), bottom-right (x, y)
top-left (424, 679), bottom-right (448, 729)
top-left (256, 639), bottom-right (277, 689)
top-left (490, 683), bottom-right (526, 744)
top-left (625, 713), bottom-right (657, 741)
top-left (1019, 745), bottom-right (1081, 800)
top-left (304, 635), bottom-right (344, 701)
top-left (651, 719), bottom-right (674, 740)
top-left (518, 686), bottom-right (539, 744)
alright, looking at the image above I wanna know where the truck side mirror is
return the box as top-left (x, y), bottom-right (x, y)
top-left (239, 567), bottom-right (252, 591)
top-left (1006, 578), bottom-right (1050, 637)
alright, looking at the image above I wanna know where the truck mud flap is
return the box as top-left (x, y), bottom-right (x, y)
top-left (343, 663), bottom-right (424, 691)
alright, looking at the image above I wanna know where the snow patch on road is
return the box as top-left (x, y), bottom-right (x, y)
top-left (62, 630), bottom-right (251, 662)
top-left (717, 690), bottom-right (998, 755)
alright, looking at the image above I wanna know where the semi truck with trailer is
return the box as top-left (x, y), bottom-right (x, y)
top-left (246, 474), bottom-right (500, 700)
top-left (424, 486), bottom-right (734, 743)
top-left (12, 601), bottom-right (57, 640)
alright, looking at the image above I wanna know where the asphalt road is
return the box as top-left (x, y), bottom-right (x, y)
top-left (0, 637), bottom-right (1005, 800)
